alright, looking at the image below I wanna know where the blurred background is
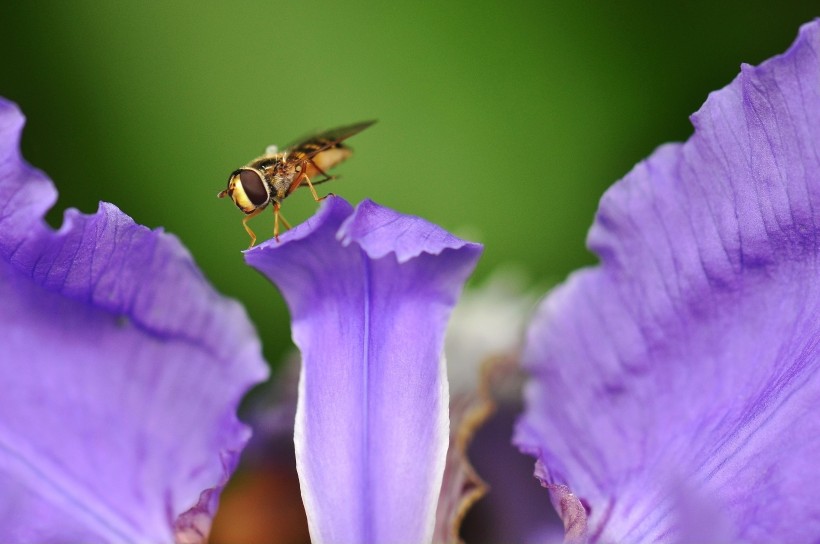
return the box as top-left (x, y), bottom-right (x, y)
top-left (1, 2), bottom-right (816, 542)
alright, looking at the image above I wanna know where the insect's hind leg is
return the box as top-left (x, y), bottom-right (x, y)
top-left (302, 173), bottom-right (331, 202)
top-left (308, 158), bottom-right (339, 184)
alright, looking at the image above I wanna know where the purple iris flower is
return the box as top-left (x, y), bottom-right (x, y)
top-left (0, 98), bottom-right (268, 543)
top-left (516, 20), bottom-right (820, 543)
top-left (245, 197), bottom-right (482, 543)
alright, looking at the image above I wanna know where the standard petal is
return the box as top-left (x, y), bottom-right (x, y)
top-left (0, 98), bottom-right (269, 543)
top-left (516, 21), bottom-right (820, 543)
top-left (245, 197), bottom-right (482, 544)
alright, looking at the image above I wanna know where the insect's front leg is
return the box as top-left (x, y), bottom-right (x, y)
top-left (242, 207), bottom-right (265, 248)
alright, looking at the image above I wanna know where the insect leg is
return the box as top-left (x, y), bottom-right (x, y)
top-left (280, 210), bottom-right (293, 230)
top-left (272, 202), bottom-right (293, 242)
top-left (303, 173), bottom-right (327, 202)
top-left (308, 158), bottom-right (337, 184)
top-left (286, 169), bottom-right (331, 199)
top-left (242, 207), bottom-right (265, 248)
top-left (273, 203), bottom-right (281, 241)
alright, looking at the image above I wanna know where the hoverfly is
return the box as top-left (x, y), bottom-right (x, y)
top-left (219, 120), bottom-right (376, 247)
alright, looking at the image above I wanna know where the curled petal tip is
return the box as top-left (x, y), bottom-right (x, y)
top-left (246, 196), bottom-right (480, 543)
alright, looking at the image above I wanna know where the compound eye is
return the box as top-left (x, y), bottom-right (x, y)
top-left (239, 170), bottom-right (269, 206)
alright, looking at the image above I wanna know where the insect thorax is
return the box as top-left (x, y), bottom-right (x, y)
top-left (268, 163), bottom-right (297, 199)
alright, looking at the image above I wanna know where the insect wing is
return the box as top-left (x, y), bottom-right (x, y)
top-left (284, 120), bottom-right (376, 160)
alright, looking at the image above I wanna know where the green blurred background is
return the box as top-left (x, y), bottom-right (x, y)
top-left (2, 2), bottom-right (818, 542)
top-left (1, 1), bottom-right (816, 370)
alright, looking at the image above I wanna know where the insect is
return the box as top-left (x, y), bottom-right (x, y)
top-left (218, 120), bottom-right (376, 247)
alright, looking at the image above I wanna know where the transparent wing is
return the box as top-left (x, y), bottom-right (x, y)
top-left (284, 120), bottom-right (377, 159)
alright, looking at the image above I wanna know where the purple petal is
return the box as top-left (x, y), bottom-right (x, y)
top-left (245, 197), bottom-right (481, 543)
top-left (0, 98), bottom-right (268, 543)
top-left (516, 20), bottom-right (820, 543)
